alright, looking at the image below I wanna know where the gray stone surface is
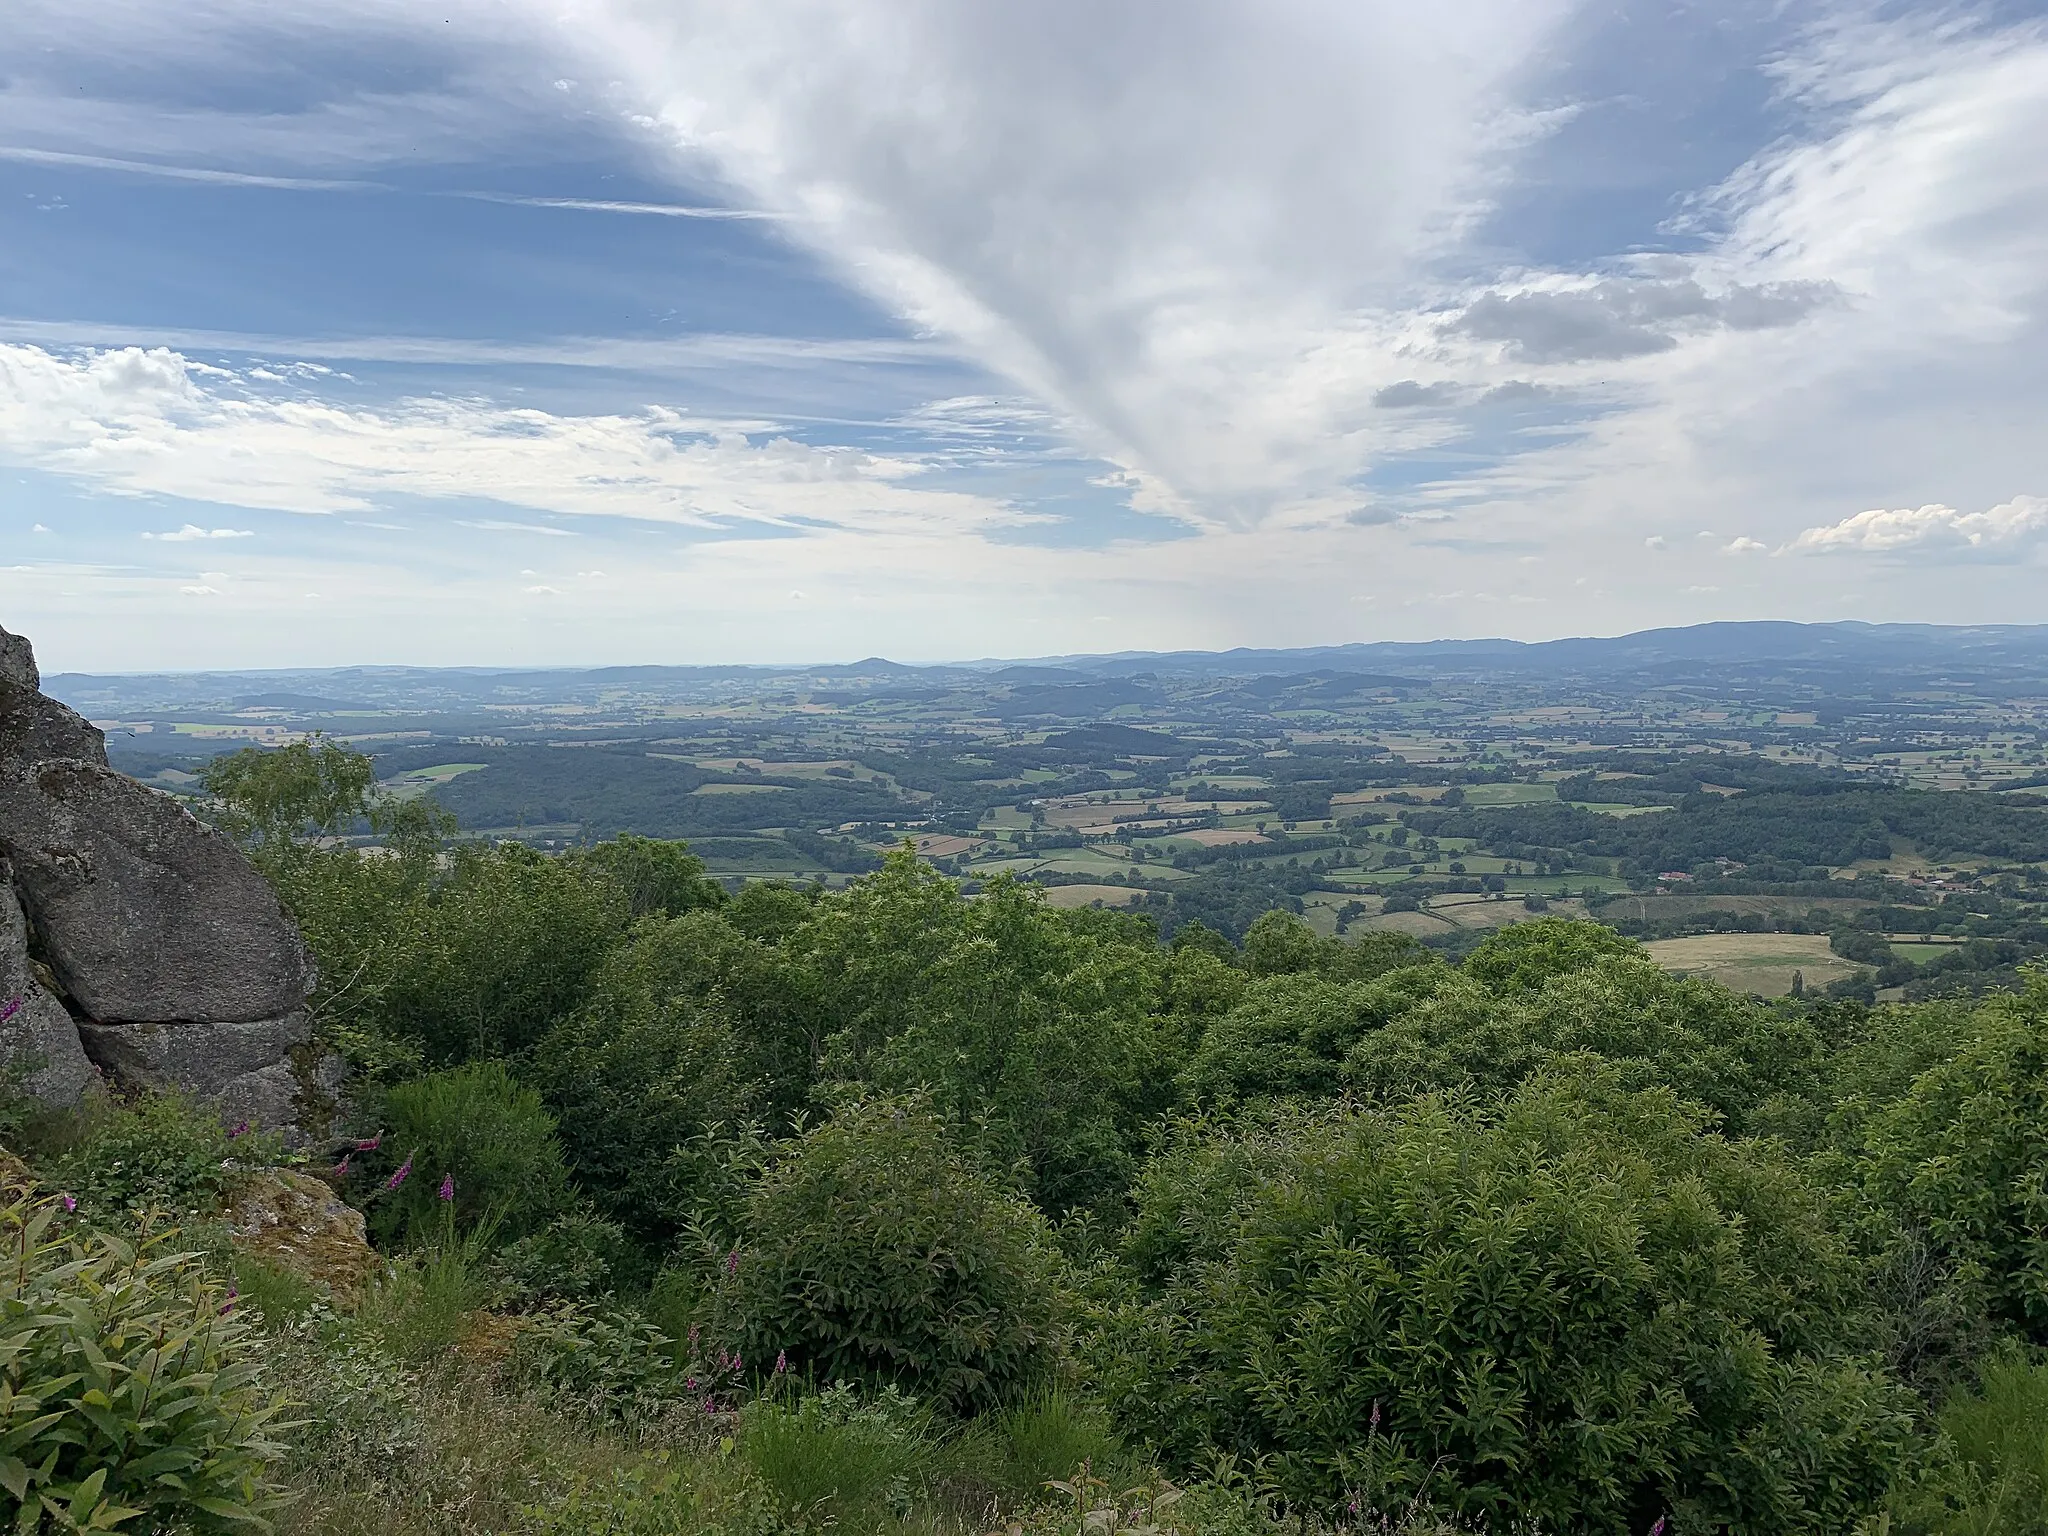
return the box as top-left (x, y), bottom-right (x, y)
top-left (0, 626), bottom-right (34, 691)
top-left (77, 1013), bottom-right (314, 1133)
top-left (0, 627), bottom-right (104, 767)
top-left (0, 871), bottom-right (95, 1105)
top-left (0, 620), bottom-right (333, 1132)
top-left (0, 760), bottom-right (313, 1023)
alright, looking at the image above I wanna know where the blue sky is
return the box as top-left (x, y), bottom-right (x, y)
top-left (3, 0), bottom-right (2046, 669)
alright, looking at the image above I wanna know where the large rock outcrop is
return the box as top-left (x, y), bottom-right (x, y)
top-left (0, 623), bottom-right (323, 1132)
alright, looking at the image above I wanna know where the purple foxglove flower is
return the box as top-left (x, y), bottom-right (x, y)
top-left (439, 1173), bottom-right (455, 1202)
top-left (0, 997), bottom-right (21, 1025)
top-left (228, 1121), bottom-right (250, 1140)
top-left (774, 1350), bottom-right (788, 1375)
top-left (220, 1286), bottom-right (238, 1314)
top-left (387, 1158), bottom-right (412, 1191)
top-left (333, 1157), bottom-right (352, 1177)
top-left (355, 1136), bottom-right (381, 1152)
top-left (725, 1249), bottom-right (740, 1277)
top-left (60, 1194), bottom-right (76, 1212)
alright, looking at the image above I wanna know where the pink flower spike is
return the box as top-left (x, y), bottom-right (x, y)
top-left (228, 1120), bottom-right (250, 1140)
top-left (60, 1194), bottom-right (76, 1213)
top-left (355, 1136), bottom-right (381, 1152)
top-left (1649, 1520), bottom-right (1666, 1536)
top-left (439, 1173), bottom-right (455, 1202)
top-left (0, 997), bottom-right (22, 1025)
top-left (725, 1249), bottom-right (740, 1276)
top-left (774, 1350), bottom-right (788, 1375)
top-left (219, 1285), bottom-right (239, 1314)
top-left (387, 1158), bottom-right (412, 1191)
top-left (333, 1157), bottom-right (351, 1177)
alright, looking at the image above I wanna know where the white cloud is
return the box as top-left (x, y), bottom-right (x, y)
top-left (142, 524), bottom-right (254, 541)
top-left (1724, 537), bottom-right (1767, 554)
top-left (555, 0), bottom-right (1577, 522)
top-left (1784, 495), bottom-right (2048, 556)
top-left (458, 519), bottom-right (576, 537)
top-left (0, 343), bottom-right (1036, 538)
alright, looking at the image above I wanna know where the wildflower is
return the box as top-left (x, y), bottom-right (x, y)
top-left (774, 1349), bottom-right (788, 1376)
top-left (60, 1194), bottom-right (76, 1213)
top-left (725, 1249), bottom-right (740, 1277)
top-left (220, 1286), bottom-right (239, 1315)
top-left (355, 1136), bottom-right (381, 1152)
top-left (0, 996), bottom-right (21, 1025)
top-left (685, 1377), bottom-right (699, 1392)
top-left (387, 1158), bottom-right (412, 1191)
top-left (333, 1156), bottom-right (351, 1177)
top-left (1369, 1401), bottom-right (1380, 1431)
top-left (1648, 1520), bottom-right (1666, 1536)
top-left (702, 1395), bottom-right (715, 1415)
top-left (439, 1173), bottom-right (455, 1202)
top-left (227, 1120), bottom-right (250, 1140)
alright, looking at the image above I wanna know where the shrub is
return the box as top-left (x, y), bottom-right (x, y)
top-left (515, 1302), bottom-right (701, 1424)
top-left (493, 1209), bottom-right (637, 1302)
top-left (1103, 1065), bottom-right (1914, 1531)
top-left (567, 835), bottom-right (725, 920)
top-left (1340, 956), bottom-right (1830, 1135)
top-left (1462, 915), bottom-right (1639, 994)
top-left (1184, 967), bottom-right (1461, 1107)
top-left (53, 1092), bottom-right (281, 1223)
top-left (0, 1176), bottom-right (294, 1531)
top-left (1862, 976), bottom-right (2048, 1339)
top-left (367, 1061), bottom-right (571, 1245)
top-left (1886, 1344), bottom-right (2048, 1535)
top-left (528, 962), bottom-right (754, 1248)
top-left (732, 1098), bottom-right (1064, 1414)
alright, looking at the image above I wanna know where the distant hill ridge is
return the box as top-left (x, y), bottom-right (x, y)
top-left (42, 619), bottom-right (2048, 709)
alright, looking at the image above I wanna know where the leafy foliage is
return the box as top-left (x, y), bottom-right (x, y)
top-left (0, 1176), bottom-right (294, 1532)
top-left (1862, 975), bottom-right (2048, 1340)
top-left (732, 1098), bottom-right (1065, 1414)
top-left (367, 1061), bottom-right (572, 1244)
top-left (1104, 1066), bottom-right (1914, 1530)
top-left (54, 1093), bottom-right (280, 1223)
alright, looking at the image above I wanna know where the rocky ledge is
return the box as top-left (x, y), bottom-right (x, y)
top-left (0, 622), bottom-right (330, 1134)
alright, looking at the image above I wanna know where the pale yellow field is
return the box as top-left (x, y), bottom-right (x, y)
top-left (911, 834), bottom-right (985, 858)
top-left (1176, 827), bottom-right (1273, 847)
top-left (1038, 884), bottom-right (1145, 909)
top-left (1641, 933), bottom-right (1862, 997)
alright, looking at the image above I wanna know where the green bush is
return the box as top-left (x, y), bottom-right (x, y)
top-left (1887, 1344), bottom-right (2048, 1535)
top-left (1183, 967), bottom-right (1460, 1106)
top-left (515, 1303), bottom-right (695, 1424)
top-left (567, 835), bottom-right (725, 920)
top-left (1862, 976), bottom-right (2048, 1339)
top-left (1103, 1064), bottom-right (1913, 1531)
top-left (0, 1177), bottom-right (295, 1531)
top-left (1339, 956), bottom-right (1830, 1134)
top-left (368, 1061), bottom-right (571, 1245)
top-left (493, 1209), bottom-right (636, 1302)
top-left (1462, 915), bottom-right (1640, 995)
top-left (732, 1098), bottom-right (1065, 1414)
top-left (53, 1092), bottom-right (281, 1223)
top-left (528, 947), bottom-right (755, 1247)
